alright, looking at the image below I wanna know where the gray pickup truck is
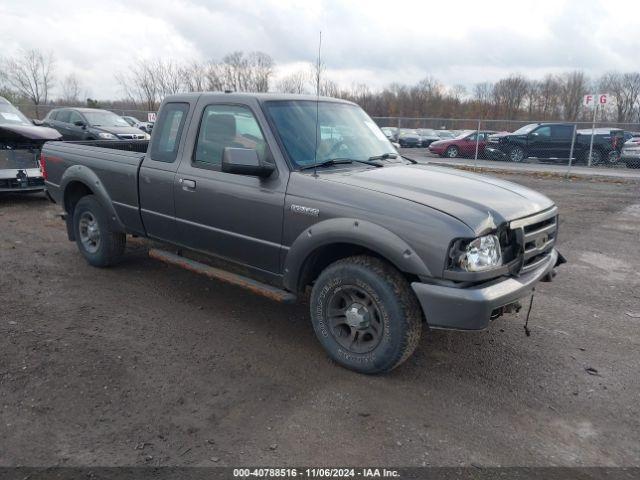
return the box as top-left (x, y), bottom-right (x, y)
top-left (42, 93), bottom-right (564, 374)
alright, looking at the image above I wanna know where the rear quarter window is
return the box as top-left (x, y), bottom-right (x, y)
top-left (149, 102), bottom-right (190, 163)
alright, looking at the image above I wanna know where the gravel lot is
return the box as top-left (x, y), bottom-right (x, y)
top-left (1, 173), bottom-right (639, 467)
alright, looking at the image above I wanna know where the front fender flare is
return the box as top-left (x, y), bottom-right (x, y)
top-left (282, 218), bottom-right (432, 291)
top-left (60, 165), bottom-right (125, 232)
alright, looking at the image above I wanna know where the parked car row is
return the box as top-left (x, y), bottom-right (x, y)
top-left (43, 108), bottom-right (150, 141)
top-left (0, 96), bottom-right (153, 194)
top-left (122, 115), bottom-right (154, 133)
top-left (380, 127), bottom-right (460, 147)
top-left (415, 122), bottom-right (633, 167)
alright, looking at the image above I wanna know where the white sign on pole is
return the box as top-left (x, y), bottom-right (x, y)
top-left (583, 93), bottom-right (609, 107)
top-left (147, 112), bottom-right (157, 122)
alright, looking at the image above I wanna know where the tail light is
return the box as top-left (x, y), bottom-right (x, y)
top-left (39, 153), bottom-right (48, 180)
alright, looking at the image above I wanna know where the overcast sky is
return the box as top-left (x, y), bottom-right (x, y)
top-left (1, 0), bottom-right (636, 100)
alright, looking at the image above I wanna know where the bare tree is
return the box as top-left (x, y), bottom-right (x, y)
top-left (60, 73), bottom-right (82, 104)
top-left (180, 61), bottom-right (208, 92)
top-left (2, 49), bottom-right (55, 117)
top-left (599, 72), bottom-right (640, 123)
top-left (154, 59), bottom-right (183, 96)
top-left (538, 74), bottom-right (562, 119)
top-left (276, 70), bottom-right (310, 94)
top-left (116, 59), bottom-right (160, 111)
top-left (492, 74), bottom-right (528, 119)
top-left (212, 51), bottom-right (275, 92)
top-left (473, 82), bottom-right (493, 104)
top-left (560, 71), bottom-right (588, 121)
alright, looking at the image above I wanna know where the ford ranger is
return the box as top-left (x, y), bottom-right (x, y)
top-left (42, 93), bottom-right (564, 374)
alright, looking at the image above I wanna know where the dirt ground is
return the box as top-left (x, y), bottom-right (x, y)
top-left (1, 173), bottom-right (639, 467)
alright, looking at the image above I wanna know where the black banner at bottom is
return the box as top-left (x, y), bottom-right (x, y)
top-left (0, 467), bottom-right (639, 480)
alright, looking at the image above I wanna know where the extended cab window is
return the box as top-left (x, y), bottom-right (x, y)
top-left (150, 102), bottom-right (189, 163)
top-left (193, 104), bottom-right (268, 168)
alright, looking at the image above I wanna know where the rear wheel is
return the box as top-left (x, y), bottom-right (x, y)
top-left (445, 146), bottom-right (459, 158)
top-left (310, 255), bottom-right (422, 374)
top-left (73, 195), bottom-right (125, 267)
top-left (583, 149), bottom-right (603, 165)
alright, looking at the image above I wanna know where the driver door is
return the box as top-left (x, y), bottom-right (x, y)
top-left (528, 125), bottom-right (552, 158)
top-left (173, 101), bottom-right (286, 273)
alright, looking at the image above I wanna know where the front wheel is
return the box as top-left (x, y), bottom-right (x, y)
top-left (73, 195), bottom-right (126, 267)
top-left (444, 146), bottom-right (459, 158)
top-left (509, 146), bottom-right (526, 162)
top-left (310, 256), bottom-right (422, 374)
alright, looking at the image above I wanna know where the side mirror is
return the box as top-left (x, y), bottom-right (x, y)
top-left (74, 120), bottom-right (86, 127)
top-left (32, 119), bottom-right (44, 126)
top-left (530, 132), bottom-right (539, 137)
top-left (222, 147), bottom-right (274, 178)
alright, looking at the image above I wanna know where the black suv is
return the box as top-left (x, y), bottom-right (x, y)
top-left (43, 108), bottom-right (149, 141)
top-left (485, 123), bottom-right (624, 165)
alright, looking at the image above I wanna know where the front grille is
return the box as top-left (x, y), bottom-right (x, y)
top-left (510, 207), bottom-right (558, 274)
top-left (117, 133), bottom-right (146, 140)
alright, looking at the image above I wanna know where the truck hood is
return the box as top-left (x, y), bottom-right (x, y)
top-left (322, 164), bottom-right (555, 233)
top-left (0, 124), bottom-right (62, 143)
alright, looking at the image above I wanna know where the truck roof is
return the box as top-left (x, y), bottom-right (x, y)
top-left (163, 92), bottom-right (357, 105)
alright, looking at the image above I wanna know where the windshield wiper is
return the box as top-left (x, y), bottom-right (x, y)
top-left (299, 158), bottom-right (382, 171)
top-left (401, 155), bottom-right (418, 164)
top-left (368, 152), bottom-right (398, 161)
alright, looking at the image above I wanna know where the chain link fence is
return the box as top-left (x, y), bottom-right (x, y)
top-left (11, 103), bottom-right (640, 173)
top-left (372, 116), bottom-right (640, 173)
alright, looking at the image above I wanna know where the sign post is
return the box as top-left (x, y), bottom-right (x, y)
top-left (583, 94), bottom-right (609, 167)
top-left (473, 119), bottom-right (481, 169)
top-left (147, 112), bottom-right (157, 123)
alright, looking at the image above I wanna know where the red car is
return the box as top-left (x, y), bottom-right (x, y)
top-left (428, 130), bottom-right (499, 158)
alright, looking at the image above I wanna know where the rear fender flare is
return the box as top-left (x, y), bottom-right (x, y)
top-left (283, 218), bottom-right (432, 291)
top-left (60, 165), bottom-right (125, 234)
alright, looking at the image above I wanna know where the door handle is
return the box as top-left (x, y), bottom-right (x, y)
top-left (179, 178), bottom-right (196, 190)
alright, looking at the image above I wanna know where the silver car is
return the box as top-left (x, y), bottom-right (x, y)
top-left (621, 137), bottom-right (640, 168)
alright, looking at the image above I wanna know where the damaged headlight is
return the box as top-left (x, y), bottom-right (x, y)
top-left (457, 234), bottom-right (502, 272)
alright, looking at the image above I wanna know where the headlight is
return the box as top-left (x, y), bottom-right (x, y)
top-left (457, 234), bottom-right (502, 272)
top-left (144, 133), bottom-right (151, 140)
top-left (98, 132), bottom-right (117, 139)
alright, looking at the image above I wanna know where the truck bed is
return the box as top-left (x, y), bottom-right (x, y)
top-left (42, 140), bottom-right (149, 234)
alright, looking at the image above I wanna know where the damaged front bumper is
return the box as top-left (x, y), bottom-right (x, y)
top-left (0, 149), bottom-right (44, 192)
top-left (0, 168), bottom-right (44, 192)
top-left (411, 249), bottom-right (565, 331)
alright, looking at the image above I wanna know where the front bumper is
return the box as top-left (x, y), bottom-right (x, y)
top-left (484, 146), bottom-right (507, 160)
top-left (411, 249), bottom-right (561, 331)
top-left (0, 168), bottom-right (44, 192)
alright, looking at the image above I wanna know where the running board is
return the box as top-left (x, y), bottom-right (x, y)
top-left (148, 249), bottom-right (297, 303)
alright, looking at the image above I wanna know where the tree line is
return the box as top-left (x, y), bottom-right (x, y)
top-left (2, 48), bottom-right (639, 125)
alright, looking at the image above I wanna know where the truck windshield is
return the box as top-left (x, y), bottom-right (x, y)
top-left (0, 101), bottom-right (32, 126)
top-left (512, 124), bottom-right (539, 135)
top-left (264, 100), bottom-right (397, 169)
top-left (83, 111), bottom-right (131, 127)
